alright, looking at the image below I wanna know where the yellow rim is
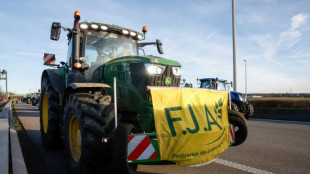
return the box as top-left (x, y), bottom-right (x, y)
top-left (69, 115), bottom-right (81, 162)
top-left (42, 92), bottom-right (48, 134)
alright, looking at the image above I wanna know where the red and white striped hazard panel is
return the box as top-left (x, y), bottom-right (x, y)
top-left (127, 135), bottom-right (158, 161)
top-left (229, 124), bottom-right (235, 144)
top-left (43, 53), bottom-right (56, 65)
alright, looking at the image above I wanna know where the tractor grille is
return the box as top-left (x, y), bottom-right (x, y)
top-left (130, 63), bottom-right (181, 102)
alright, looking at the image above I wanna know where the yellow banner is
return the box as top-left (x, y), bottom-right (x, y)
top-left (150, 87), bottom-right (230, 166)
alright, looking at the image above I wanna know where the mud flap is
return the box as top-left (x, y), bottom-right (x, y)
top-left (110, 124), bottom-right (137, 174)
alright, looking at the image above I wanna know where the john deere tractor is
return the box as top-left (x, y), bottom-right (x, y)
top-left (198, 78), bottom-right (254, 119)
top-left (40, 11), bottom-right (247, 174)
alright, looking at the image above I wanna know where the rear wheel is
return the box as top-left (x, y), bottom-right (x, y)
top-left (244, 102), bottom-right (254, 119)
top-left (64, 92), bottom-right (114, 174)
top-left (228, 110), bottom-right (247, 146)
top-left (40, 77), bottom-right (62, 149)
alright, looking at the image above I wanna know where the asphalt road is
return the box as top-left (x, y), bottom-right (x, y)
top-left (14, 102), bottom-right (310, 174)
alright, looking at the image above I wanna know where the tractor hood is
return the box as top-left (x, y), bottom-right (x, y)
top-left (231, 91), bottom-right (242, 96)
top-left (105, 55), bottom-right (181, 67)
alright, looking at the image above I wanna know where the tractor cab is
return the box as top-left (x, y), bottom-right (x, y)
top-left (50, 14), bottom-right (166, 85)
top-left (199, 78), bottom-right (228, 91)
top-left (198, 77), bottom-right (254, 119)
top-left (73, 24), bottom-right (142, 81)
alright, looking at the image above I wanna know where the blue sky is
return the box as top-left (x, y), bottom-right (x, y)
top-left (0, 0), bottom-right (310, 95)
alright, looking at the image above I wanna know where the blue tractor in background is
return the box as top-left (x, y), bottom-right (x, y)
top-left (198, 78), bottom-right (254, 119)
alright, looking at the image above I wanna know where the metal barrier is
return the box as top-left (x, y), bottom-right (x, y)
top-left (0, 102), bottom-right (9, 174)
top-left (0, 102), bottom-right (27, 174)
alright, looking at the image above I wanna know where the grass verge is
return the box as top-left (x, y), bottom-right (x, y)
top-left (248, 97), bottom-right (310, 109)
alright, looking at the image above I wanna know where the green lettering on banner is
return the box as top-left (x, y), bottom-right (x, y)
top-left (205, 105), bottom-right (222, 130)
top-left (164, 106), bottom-right (182, 137)
top-left (186, 104), bottom-right (200, 134)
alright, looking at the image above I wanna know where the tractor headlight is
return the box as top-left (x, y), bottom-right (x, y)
top-left (172, 67), bottom-right (181, 76)
top-left (137, 34), bottom-right (143, 40)
top-left (80, 23), bottom-right (88, 30)
top-left (130, 31), bottom-right (137, 37)
top-left (122, 29), bottom-right (129, 35)
top-left (238, 94), bottom-right (244, 101)
top-left (100, 25), bottom-right (108, 31)
top-left (90, 24), bottom-right (99, 29)
top-left (144, 63), bottom-right (166, 75)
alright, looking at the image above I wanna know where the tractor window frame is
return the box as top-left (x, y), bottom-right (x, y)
top-left (67, 38), bottom-right (73, 67)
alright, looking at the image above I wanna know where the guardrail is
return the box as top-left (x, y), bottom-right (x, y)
top-left (0, 102), bottom-right (27, 174)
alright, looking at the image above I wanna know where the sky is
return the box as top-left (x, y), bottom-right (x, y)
top-left (0, 0), bottom-right (310, 95)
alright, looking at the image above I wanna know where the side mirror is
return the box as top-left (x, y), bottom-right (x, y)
top-left (156, 39), bottom-right (164, 54)
top-left (50, 22), bottom-right (61, 41)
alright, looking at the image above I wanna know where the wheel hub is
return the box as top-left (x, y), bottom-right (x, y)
top-left (69, 115), bottom-right (82, 162)
top-left (42, 92), bottom-right (48, 133)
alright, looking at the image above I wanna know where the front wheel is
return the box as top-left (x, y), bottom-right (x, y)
top-left (230, 102), bottom-right (239, 112)
top-left (228, 110), bottom-right (248, 146)
top-left (63, 92), bottom-right (113, 174)
top-left (244, 102), bottom-right (254, 119)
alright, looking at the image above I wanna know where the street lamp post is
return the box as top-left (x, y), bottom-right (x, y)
top-left (0, 70), bottom-right (8, 100)
top-left (232, 0), bottom-right (237, 91)
top-left (243, 60), bottom-right (247, 101)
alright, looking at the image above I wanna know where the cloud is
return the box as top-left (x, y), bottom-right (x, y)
top-left (252, 13), bottom-right (309, 61)
top-left (277, 13), bottom-right (309, 49)
top-left (205, 31), bottom-right (217, 41)
top-left (251, 35), bottom-right (277, 61)
top-left (238, 13), bottom-right (266, 25)
top-left (14, 51), bottom-right (42, 57)
top-left (277, 30), bottom-right (301, 49)
top-left (188, 0), bottom-right (229, 17)
top-left (291, 13), bottom-right (309, 30)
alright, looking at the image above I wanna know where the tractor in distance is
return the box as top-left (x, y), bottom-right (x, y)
top-left (31, 91), bottom-right (41, 106)
top-left (198, 78), bottom-right (254, 119)
top-left (40, 11), bottom-right (247, 174)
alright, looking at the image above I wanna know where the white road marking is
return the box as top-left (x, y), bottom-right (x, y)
top-left (214, 159), bottom-right (274, 174)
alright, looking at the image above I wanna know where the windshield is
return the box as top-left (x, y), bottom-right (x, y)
top-left (201, 80), bottom-right (226, 91)
top-left (201, 80), bottom-right (216, 89)
top-left (85, 31), bottom-right (138, 64)
top-left (84, 31), bottom-right (138, 82)
top-left (217, 81), bottom-right (227, 91)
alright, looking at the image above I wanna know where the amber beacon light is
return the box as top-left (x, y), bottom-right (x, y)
top-left (74, 11), bottom-right (80, 17)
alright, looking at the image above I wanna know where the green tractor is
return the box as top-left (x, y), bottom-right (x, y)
top-left (40, 11), bottom-right (247, 174)
top-left (31, 91), bottom-right (41, 106)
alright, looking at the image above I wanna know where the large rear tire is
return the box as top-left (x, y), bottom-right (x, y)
top-left (228, 110), bottom-right (248, 146)
top-left (244, 102), bottom-right (254, 119)
top-left (63, 92), bottom-right (114, 174)
top-left (40, 77), bottom-right (62, 149)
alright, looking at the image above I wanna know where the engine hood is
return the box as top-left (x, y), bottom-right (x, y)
top-left (104, 55), bottom-right (181, 67)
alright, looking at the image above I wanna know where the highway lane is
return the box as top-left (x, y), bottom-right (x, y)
top-left (14, 102), bottom-right (310, 174)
